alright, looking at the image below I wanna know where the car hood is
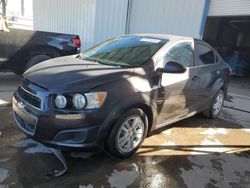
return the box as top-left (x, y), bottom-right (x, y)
top-left (24, 55), bottom-right (134, 92)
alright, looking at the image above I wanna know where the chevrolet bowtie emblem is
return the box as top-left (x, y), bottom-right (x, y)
top-left (17, 102), bottom-right (25, 109)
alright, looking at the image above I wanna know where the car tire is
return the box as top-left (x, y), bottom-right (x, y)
top-left (203, 89), bottom-right (225, 119)
top-left (25, 54), bottom-right (51, 71)
top-left (107, 108), bottom-right (148, 159)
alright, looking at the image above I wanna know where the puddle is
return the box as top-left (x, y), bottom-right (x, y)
top-left (24, 145), bottom-right (52, 154)
top-left (12, 139), bottom-right (52, 154)
top-left (108, 169), bottom-right (139, 188)
top-left (180, 153), bottom-right (250, 187)
top-left (12, 139), bottom-right (36, 148)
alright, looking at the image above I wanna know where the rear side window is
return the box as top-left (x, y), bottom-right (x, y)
top-left (196, 44), bottom-right (215, 65)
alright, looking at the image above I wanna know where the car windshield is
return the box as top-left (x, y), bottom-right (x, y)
top-left (80, 36), bottom-right (168, 68)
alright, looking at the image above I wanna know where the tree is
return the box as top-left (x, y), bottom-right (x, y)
top-left (0, 0), bottom-right (7, 16)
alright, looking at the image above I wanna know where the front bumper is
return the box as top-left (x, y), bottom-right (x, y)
top-left (12, 94), bottom-right (100, 150)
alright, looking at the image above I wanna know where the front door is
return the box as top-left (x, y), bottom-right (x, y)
top-left (155, 41), bottom-right (200, 127)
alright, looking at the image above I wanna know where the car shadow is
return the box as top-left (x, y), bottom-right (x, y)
top-left (1, 106), bottom-right (250, 187)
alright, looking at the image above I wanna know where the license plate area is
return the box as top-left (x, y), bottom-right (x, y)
top-left (13, 105), bottom-right (38, 136)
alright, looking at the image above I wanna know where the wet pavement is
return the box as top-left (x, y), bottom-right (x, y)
top-left (0, 96), bottom-right (250, 187)
top-left (228, 76), bottom-right (250, 97)
top-left (0, 73), bottom-right (250, 187)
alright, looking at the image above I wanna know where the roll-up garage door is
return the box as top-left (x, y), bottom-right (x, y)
top-left (208, 0), bottom-right (250, 16)
top-left (127, 0), bottom-right (207, 38)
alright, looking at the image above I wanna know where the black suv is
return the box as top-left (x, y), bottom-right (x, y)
top-left (13, 34), bottom-right (231, 158)
top-left (0, 18), bottom-right (80, 75)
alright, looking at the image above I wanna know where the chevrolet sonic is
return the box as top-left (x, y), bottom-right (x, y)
top-left (13, 34), bottom-right (231, 158)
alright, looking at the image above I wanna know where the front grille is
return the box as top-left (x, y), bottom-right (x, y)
top-left (14, 111), bottom-right (36, 135)
top-left (17, 86), bottom-right (41, 109)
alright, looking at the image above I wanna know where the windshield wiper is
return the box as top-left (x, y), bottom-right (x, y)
top-left (82, 57), bottom-right (121, 67)
top-left (81, 57), bottom-right (98, 62)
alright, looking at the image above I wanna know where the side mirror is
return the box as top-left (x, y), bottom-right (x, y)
top-left (157, 61), bottom-right (186, 74)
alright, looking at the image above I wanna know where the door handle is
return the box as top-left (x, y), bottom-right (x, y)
top-left (192, 75), bottom-right (199, 81)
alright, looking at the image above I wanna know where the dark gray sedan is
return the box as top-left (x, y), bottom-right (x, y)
top-left (13, 34), bottom-right (231, 159)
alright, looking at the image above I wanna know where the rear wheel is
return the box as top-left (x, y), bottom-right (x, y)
top-left (107, 108), bottom-right (148, 159)
top-left (203, 90), bottom-right (225, 119)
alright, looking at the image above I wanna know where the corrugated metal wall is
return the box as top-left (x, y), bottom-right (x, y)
top-left (208, 0), bottom-right (250, 16)
top-left (94, 0), bottom-right (128, 44)
top-left (127, 0), bottom-right (207, 38)
top-left (33, 0), bottom-right (215, 49)
top-left (33, 0), bottom-right (128, 50)
top-left (33, 0), bottom-right (96, 49)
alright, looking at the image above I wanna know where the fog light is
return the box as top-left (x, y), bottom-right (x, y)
top-left (54, 130), bottom-right (87, 144)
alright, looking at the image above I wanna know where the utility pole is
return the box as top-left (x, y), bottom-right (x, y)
top-left (21, 0), bottom-right (24, 16)
top-left (0, 0), bottom-right (7, 16)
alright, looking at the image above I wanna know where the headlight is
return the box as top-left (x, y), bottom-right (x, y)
top-left (72, 94), bottom-right (86, 109)
top-left (55, 95), bottom-right (67, 109)
top-left (85, 92), bottom-right (107, 109)
top-left (54, 92), bottom-right (106, 110)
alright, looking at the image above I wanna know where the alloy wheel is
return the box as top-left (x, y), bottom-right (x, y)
top-left (116, 116), bottom-right (145, 153)
top-left (212, 93), bottom-right (224, 116)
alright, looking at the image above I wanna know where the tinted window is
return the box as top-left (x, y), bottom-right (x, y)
top-left (164, 42), bottom-right (194, 67)
top-left (81, 36), bottom-right (167, 68)
top-left (196, 44), bottom-right (215, 65)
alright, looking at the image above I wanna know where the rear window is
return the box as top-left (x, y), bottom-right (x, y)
top-left (81, 36), bottom-right (168, 68)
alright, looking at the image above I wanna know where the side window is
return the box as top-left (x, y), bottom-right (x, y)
top-left (196, 44), bottom-right (215, 65)
top-left (164, 42), bottom-right (194, 67)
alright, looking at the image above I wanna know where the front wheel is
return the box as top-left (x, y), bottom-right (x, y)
top-left (203, 90), bottom-right (225, 119)
top-left (107, 108), bottom-right (148, 159)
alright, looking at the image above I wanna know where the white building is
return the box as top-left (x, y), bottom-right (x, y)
top-left (32, 0), bottom-right (250, 50)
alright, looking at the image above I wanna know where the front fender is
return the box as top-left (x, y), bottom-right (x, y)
top-left (96, 92), bottom-right (157, 143)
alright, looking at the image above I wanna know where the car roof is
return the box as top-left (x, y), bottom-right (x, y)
top-left (121, 33), bottom-right (194, 41)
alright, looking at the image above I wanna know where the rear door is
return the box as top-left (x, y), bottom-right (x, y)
top-left (195, 41), bottom-right (222, 107)
top-left (155, 40), bottom-right (200, 127)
